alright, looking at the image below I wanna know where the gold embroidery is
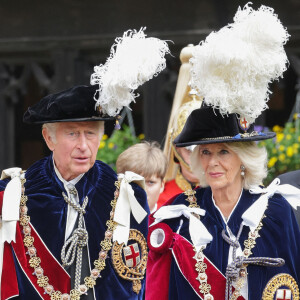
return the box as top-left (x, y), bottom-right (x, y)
top-left (262, 273), bottom-right (299, 300)
top-left (112, 229), bottom-right (148, 294)
top-left (184, 189), bottom-right (199, 208)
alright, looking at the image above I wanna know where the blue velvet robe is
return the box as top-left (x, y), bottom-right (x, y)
top-left (0, 155), bottom-right (149, 300)
top-left (159, 187), bottom-right (300, 299)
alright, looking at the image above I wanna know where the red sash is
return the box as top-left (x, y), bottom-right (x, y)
top-left (2, 222), bottom-right (71, 300)
top-left (146, 223), bottom-right (246, 300)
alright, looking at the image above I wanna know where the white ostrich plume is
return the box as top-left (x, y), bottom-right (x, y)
top-left (90, 27), bottom-right (170, 116)
top-left (190, 3), bottom-right (290, 124)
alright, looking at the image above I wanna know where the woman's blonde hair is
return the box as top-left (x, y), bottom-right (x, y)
top-left (116, 141), bottom-right (167, 179)
top-left (190, 141), bottom-right (268, 189)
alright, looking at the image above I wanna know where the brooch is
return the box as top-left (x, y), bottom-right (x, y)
top-left (112, 229), bottom-right (148, 294)
top-left (262, 273), bottom-right (299, 300)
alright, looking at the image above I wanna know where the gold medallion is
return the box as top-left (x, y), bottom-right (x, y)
top-left (112, 229), bottom-right (148, 294)
top-left (262, 273), bottom-right (299, 300)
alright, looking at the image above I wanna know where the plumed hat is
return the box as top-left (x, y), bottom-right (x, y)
top-left (23, 28), bottom-right (170, 124)
top-left (174, 3), bottom-right (289, 147)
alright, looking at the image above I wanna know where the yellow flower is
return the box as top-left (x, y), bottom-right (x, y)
top-left (286, 146), bottom-right (293, 157)
top-left (279, 145), bottom-right (285, 152)
top-left (286, 134), bottom-right (292, 140)
top-left (138, 133), bottom-right (145, 140)
top-left (293, 143), bottom-right (299, 149)
top-left (272, 125), bottom-right (283, 133)
top-left (108, 142), bottom-right (114, 149)
top-left (276, 133), bottom-right (284, 143)
top-left (272, 148), bottom-right (277, 154)
top-left (99, 141), bottom-right (105, 149)
top-left (289, 128), bottom-right (295, 133)
top-left (279, 153), bottom-right (286, 162)
top-left (268, 157), bottom-right (277, 168)
top-left (298, 136), bottom-right (300, 142)
top-left (293, 113), bottom-right (299, 120)
top-left (102, 134), bottom-right (108, 141)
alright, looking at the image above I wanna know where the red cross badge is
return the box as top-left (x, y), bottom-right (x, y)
top-left (239, 116), bottom-right (250, 131)
top-left (112, 229), bottom-right (147, 294)
top-left (123, 243), bottom-right (141, 268)
top-left (262, 274), bottom-right (299, 300)
top-left (276, 289), bottom-right (292, 300)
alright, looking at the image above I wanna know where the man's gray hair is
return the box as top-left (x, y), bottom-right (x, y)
top-left (42, 123), bottom-right (58, 143)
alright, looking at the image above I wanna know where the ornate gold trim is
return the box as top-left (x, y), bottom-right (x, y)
top-left (192, 210), bottom-right (266, 300)
top-left (20, 176), bottom-right (122, 299)
top-left (184, 189), bottom-right (199, 209)
top-left (111, 229), bottom-right (148, 294)
top-left (262, 273), bottom-right (299, 300)
top-left (175, 169), bottom-right (193, 191)
top-left (229, 215), bottom-right (266, 300)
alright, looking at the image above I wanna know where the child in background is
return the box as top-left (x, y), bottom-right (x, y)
top-left (116, 141), bottom-right (167, 212)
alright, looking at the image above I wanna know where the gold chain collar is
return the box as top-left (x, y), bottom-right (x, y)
top-left (19, 176), bottom-right (121, 300)
top-left (183, 188), bottom-right (267, 300)
top-left (228, 214), bottom-right (266, 299)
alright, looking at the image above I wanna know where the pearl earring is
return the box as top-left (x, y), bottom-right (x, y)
top-left (241, 165), bottom-right (245, 177)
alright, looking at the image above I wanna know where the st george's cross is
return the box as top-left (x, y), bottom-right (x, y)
top-left (276, 289), bottom-right (292, 300)
top-left (123, 243), bottom-right (141, 268)
top-left (239, 116), bottom-right (250, 131)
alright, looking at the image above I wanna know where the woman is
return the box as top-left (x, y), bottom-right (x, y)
top-left (146, 105), bottom-right (300, 300)
top-left (146, 4), bottom-right (300, 299)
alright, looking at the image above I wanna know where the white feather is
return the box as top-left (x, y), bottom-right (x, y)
top-left (190, 3), bottom-right (289, 124)
top-left (91, 28), bottom-right (170, 116)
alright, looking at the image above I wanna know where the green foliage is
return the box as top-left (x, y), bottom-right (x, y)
top-left (258, 113), bottom-right (300, 184)
top-left (97, 124), bottom-right (144, 171)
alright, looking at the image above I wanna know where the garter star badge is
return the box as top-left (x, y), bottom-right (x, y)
top-left (262, 273), bottom-right (299, 300)
top-left (112, 229), bottom-right (148, 294)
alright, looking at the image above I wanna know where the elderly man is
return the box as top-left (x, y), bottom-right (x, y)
top-left (0, 85), bottom-right (149, 300)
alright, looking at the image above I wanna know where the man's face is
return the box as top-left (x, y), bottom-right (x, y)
top-left (43, 121), bottom-right (102, 181)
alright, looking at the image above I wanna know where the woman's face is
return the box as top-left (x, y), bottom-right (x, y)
top-left (198, 143), bottom-right (242, 191)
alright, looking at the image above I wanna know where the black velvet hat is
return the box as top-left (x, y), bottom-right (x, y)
top-left (23, 85), bottom-right (115, 124)
top-left (174, 103), bottom-right (275, 147)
